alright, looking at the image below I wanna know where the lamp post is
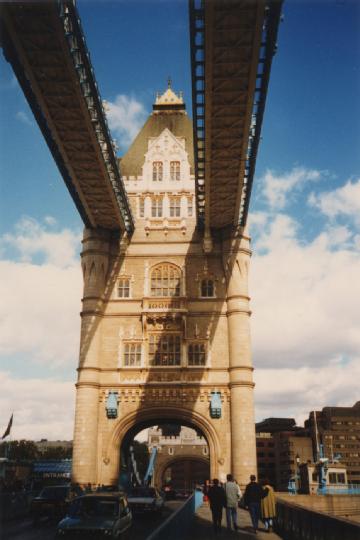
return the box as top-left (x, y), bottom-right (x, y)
top-left (295, 453), bottom-right (300, 494)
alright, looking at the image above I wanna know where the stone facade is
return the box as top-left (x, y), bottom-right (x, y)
top-left (72, 87), bottom-right (257, 489)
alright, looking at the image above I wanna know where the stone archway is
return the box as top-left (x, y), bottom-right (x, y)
top-left (155, 454), bottom-right (210, 489)
top-left (101, 406), bottom-right (224, 487)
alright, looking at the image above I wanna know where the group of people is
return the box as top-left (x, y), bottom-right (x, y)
top-left (204, 474), bottom-right (276, 534)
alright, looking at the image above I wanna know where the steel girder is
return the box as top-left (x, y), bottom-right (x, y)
top-left (0, 1), bottom-right (134, 233)
top-left (190, 0), bottom-right (282, 229)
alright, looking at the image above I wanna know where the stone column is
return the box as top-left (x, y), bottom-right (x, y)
top-left (223, 227), bottom-right (257, 488)
top-left (72, 228), bottom-right (111, 487)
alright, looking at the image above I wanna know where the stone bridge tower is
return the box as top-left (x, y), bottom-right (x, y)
top-left (72, 86), bottom-right (257, 489)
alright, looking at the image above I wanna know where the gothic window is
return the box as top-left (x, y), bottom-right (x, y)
top-left (151, 197), bottom-right (163, 217)
top-left (153, 161), bottom-right (163, 182)
top-left (139, 197), bottom-right (145, 218)
top-left (187, 197), bottom-right (193, 217)
top-left (124, 342), bottom-right (142, 366)
top-left (169, 197), bottom-right (181, 217)
top-left (201, 279), bottom-right (214, 297)
top-left (117, 278), bottom-right (130, 298)
top-left (188, 342), bottom-right (206, 366)
top-left (150, 263), bottom-right (181, 297)
top-left (170, 161), bottom-right (180, 181)
top-left (149, 334), bottom-right (181, 366)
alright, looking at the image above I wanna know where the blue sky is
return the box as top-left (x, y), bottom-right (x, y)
top-left (0, 0), bottom-right (359, 440)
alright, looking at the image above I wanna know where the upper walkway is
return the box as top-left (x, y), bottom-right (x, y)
top-left (188, 503), bottom-right (282, 539)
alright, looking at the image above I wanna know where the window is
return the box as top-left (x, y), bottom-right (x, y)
top-left (150, 264), bottom-right (181, 297)
top-left (169, 197), bottom-right (181, 217)
top-left (337, 473), bottom-right (346, 484)
top-left (149, 334), bottom-right (181, 366)
top-left (201, 279), bottom-right (214, 297)
top-left (152, 161), bottom-right (163, 182)
top-left (188, 343), bottom-right (206, 366)
top-left (124, 343), bottom-right (142, 366)
top-left (151, 198), bottom-right (163, 217)
top-left (187, 197), bottom-right (193, 217)
top-left (117, 278), bottom-right (130, 298)
top-left (139, 198), bottom-right (145, 218)
top-left (170, 161), bottom-right (180, 181)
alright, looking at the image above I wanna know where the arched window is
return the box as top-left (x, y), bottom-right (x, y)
top-left (150, 264), bottom-right (181, 297)
top-left (153, 161), bottom-right (163, 182)
top-left (201, 279), bottom-right (214, 297)
top-left (170, 161), bottom-right (180, 181)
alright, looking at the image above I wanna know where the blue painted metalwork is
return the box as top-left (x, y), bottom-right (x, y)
top-left (210, 391), bottom-right (222, 419)
top-left (106, 392), bottom-right (118, 419)
top-left (144, 447), bottom-right (158, 485)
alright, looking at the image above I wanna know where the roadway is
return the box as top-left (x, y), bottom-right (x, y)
top-left (2, 500), bottom-right (182, 540)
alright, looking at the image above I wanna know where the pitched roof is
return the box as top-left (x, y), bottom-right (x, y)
top-left (119, 90), bottom-right (194, 177)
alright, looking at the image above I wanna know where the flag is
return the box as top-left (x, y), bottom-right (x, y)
top-left (1, 413), bottom-right (13, 440)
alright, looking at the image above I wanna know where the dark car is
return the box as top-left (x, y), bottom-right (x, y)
top-left (56, 492), bottom-right (132, 539)
top-left (30, 485), bottom-right (73, 524)
top-left (127, 487), bottom-right (164, 515)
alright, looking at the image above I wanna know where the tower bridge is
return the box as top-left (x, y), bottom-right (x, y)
top-left (0, 0), bottom-right (283, 490)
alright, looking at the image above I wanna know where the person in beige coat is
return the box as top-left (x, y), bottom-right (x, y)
top-left (261, 479), bottom-right (276, 533)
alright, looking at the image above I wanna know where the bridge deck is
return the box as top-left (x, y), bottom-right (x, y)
top-left (189, 503), bottom-right (282, 538)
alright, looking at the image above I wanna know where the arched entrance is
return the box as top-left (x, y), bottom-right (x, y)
top-left (101, 407), bottom-right (224, 487)
top-left (156, 456), bottom-right (210, 490)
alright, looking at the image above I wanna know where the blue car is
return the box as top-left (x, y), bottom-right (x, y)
top-left (56, 492), bottom-right (132, 539)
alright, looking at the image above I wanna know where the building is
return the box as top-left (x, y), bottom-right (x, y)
top-left (306, 402), bottom-right (360, 485)
top-left (72, 85), bottom-right (257, 489)
top-left (148, 426), bottom-right (209, 489)
top-left (256, 418), bottom-right (313, 491)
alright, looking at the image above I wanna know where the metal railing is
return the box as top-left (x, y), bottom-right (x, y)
top-left (146, 489), bottom-right (203, 540)
top-left (276, 498), bottom-right (360, 540)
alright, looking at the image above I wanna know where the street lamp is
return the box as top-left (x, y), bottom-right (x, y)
top-left (295, 454), bottom-right (300, 494)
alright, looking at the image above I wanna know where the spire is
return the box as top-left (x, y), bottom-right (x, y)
top-left (153, 80), bottom-right (185, 111)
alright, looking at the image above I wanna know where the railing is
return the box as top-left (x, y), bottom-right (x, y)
top-left (146, 489), bottom-right (203, 540)
top-left (276, 498), bottom-right (360, 540)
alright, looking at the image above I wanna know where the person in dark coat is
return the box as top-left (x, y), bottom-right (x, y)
top-left (207, 478), bottom-right (226, 533)
top-left (244, 475), bottom-right (268, 534)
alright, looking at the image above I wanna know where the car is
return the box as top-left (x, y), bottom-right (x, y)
top-left (127, 486), bottom-right (164, 515)
top-left (30, 485), bottom-right (74, 524)
top-left (56, 492), bottom-right (132, 539)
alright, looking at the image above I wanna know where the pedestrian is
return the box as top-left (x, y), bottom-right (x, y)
top-left (203, 479), bottom-right (210, 504)
top-left (208, 478), bottom-right (226, 534)
top-left (261, 479), bottom-right (276, 533)
top-left (244, 475), bottom-right (268, 534)
top-left (224, 473), bottom-right (242, 531)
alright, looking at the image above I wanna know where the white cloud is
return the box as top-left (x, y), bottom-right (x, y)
top-left (0, 218), bottom-right (82, 365)
top-left (1, 216), bottom-right (81, 267)
top-left (308, 178), bottom-right (360, 224)
top-left (250, 216), bottom-right (360, 369)
top-left (0, 372), bottom-right (75, 440)
top-left (105, 94), bottom-right (147, 149)
top-left (15, 110), bottom-right (32, 126)
top-left (260, 167), bottom-right (322, 210)
top-left (254, 356), bottom-right (360, 426)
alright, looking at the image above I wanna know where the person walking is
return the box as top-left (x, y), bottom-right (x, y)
top-left (208, 478), bottom-right (226, 534)
top-left (224, 473), bottom-right (242, 531)
top-left (261, 479), bottom-right (276, 533)
top-left (244, 475), bottom-right (268, 534)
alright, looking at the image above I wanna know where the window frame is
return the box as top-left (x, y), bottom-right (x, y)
top-left (117, 277), bottom-right (131, 298)
top-left (148, 333), bottom-right (181, 367)
top-left (123, 341), bottom-right (142, 367)
top-left (150, 263), bottom-right (181, 297)
top-left (200, 279), bottom-right (215, 298)
top-left (152, 161), bottom-right (163, 182)
top-left (187, 341), bottom-right (207, 367)
top-left (169, 196), bottom-right (181, 218)
top-left (170, 161), bottom-right (180, 181)
top-left (151, 197), bottom-right (163, 218)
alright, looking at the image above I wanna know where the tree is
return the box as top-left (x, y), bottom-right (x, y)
top-left (132, 440), bottom-right (149, 478)
top-left (0, 440), bottom-right (39, 460)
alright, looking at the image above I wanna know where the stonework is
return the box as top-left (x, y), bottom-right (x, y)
top-left (72, 87), bottom-right (257, 489)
